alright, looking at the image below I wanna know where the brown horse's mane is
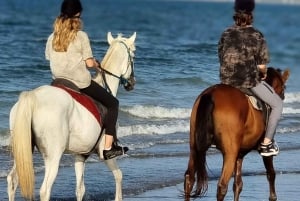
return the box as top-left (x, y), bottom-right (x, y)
top-left (265, 67), bottom-right (287, 100)
top-left (265, 67), bottom-right (282, 84)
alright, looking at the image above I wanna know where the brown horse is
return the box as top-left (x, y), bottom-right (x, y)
top-left (184, 67), bottom-right (290, 201)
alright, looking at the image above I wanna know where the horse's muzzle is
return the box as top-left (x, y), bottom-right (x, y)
top-left (124, 76), bottom-right (136, 91)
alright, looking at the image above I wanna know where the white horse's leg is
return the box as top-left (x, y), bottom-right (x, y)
top-left (74, 155), bottom-right (86, 201)
top-left (104, 159), bottom-right (123, 201)
top-left (40, 156), bottom-right (61, 201)
top-left (7, 163), bottom-right (18, 201)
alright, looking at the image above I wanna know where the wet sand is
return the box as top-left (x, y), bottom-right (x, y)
top-left (124, 147), bottom-right (300, 201)
top-left (124, 173), bottom-right (300, 201)
top-left (1, 146), bottom-right (300, 201)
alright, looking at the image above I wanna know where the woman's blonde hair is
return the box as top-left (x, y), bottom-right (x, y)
top-left (52, 17), bottom-right (82, 52)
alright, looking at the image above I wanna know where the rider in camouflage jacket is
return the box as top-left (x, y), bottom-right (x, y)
top-left (218, 18), bottom-right (269, 89)
top-left (217, 0), bottom-right (283, 157)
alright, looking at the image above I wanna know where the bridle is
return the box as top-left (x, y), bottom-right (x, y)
top-left (98, 40), bottom-right (135, 94)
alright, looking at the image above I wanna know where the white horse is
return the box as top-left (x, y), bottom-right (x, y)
top-left (7, 32), bottom-right (137, 201)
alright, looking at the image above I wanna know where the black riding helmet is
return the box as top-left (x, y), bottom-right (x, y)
top-left (60, 0), bottom-right (83, 18)
top-left (234, 0), bottom-right (255, 13)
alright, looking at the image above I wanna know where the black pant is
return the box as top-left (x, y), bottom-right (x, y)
top-left (80, 80), bottom-right (119, 137)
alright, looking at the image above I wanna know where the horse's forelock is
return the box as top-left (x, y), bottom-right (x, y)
top-left (101, 40), bottom-right (128, 72)
top-left (116, 34), bottom-right (136, 52)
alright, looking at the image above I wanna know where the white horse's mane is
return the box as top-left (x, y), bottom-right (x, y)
top-left (101, 32), bottom-right (136, 73)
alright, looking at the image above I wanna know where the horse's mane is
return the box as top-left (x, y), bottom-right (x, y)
top-left (265, 67), bottom-right (283, 86)
top-left (266, 67), bottom-right (281, 77)
top-left (265, 67), bottom-right (287, 100)
top-left (101, 34), bottom-right (135, 72)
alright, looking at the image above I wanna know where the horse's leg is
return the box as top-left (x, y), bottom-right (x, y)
top-left (184, 96), bottom-right (203, 199)
top-left (233, 157), bottom-right (243, 201)
top-left (39, 154), bottom-right (62, 201)
top-left (184, 150), bottom-right (196, 200)
top-left (104, 159), bottom-right (122, 201)
top-left (74, 155), bottom-right (86, 201)
top-left (263, 156), bottom-right (277, 201)
top-left (7, 163), bottom-right (18, 201)
top-left (216, 130), bottom-right (240, 201)
top-left (217, 153), bottom-right (238, 201)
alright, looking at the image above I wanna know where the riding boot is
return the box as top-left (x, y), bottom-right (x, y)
top-left (103, 142), bottom-right (129, 160)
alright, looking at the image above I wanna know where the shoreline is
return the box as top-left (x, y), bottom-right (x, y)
top-left (2, 170), bottom-right (299, 201)
top-left (1, 141), bottom-right (300, 201)
top-left (124, 173), bottom-right (300, 201)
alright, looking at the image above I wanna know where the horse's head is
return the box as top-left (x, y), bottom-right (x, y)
top-left (95, 32), bottom-right (137, 95)
top-left (107, 32), bottom-right (136, 91)
top-left (265, 67), bottom-right (290, 100)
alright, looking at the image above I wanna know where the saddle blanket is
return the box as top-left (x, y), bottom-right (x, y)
top-left (54, 85), bottom-right (102, 125)
top-left (247, 95), bottom-right (262, 111)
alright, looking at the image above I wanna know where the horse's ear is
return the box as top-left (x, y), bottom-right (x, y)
top-left (128, 32), bottom-right (136, 44)
top-left (107, 32), bottom-right (114, 45)
top-left (282, 68), bottom-right (290, 83)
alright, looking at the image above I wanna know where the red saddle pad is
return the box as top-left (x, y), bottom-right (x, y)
top-left (54, 85), bottom-right (102, 125)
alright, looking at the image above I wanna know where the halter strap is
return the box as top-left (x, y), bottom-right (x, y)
top-left (98, 40), bottom-right (134, 94)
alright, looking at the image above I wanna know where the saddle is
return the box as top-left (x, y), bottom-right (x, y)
top-left (51, 78), bottom-right (107, 126)
top-left (239, 87), bottom-right (271, 126)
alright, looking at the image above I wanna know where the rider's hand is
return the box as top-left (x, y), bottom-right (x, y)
top-left (261, 72), bottom-right (267, 80)
top-left (257, 64), bottom-right (267, 80)
top-left (95, 59), bottom-right (100, 68)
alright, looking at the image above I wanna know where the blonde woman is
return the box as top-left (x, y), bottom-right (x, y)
top-left (45, 0), bottom-right (128, 160)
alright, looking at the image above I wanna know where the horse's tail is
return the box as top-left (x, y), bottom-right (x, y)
top-left (194, 93), bottom-right (214, 196)
top-left (11, 91), bottom-right (36, 200)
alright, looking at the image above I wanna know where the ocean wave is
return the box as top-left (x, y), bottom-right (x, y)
top-left (283, 107), bottom-right (300, 114)
top-left (117, 119), bottom-right (300, 138)
top-left (0, 100), bottom-right (298, 149)
top-left (284, 92), bottom-right (300, 103)
top-left (0, 134), bottom-right (9, 147)
top-left (1, 120), bottom-right (298, 150)
top-left (120, 92), bottom-right (300, 120)
top-left (278, 126), bottom-right (300, 134)
top-left (121, 105), bottom-right (191, 119)
top-left (118, 119), bottom-right (189, 137)
top-left (0, 170), bottom-right (9, 178)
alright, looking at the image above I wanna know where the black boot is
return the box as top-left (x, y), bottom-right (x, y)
top-left (259, 140), bottom-right (279, 157)
top-left (103, 143), bottom-right (129, 160)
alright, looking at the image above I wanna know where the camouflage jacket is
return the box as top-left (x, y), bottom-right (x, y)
top-left (218, 25), bottom-right (269, 89)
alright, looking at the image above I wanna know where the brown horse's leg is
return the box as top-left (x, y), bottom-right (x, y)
top-left (184, 150), bottom-right (196, 200)
top-left (217, 154), bottom-right (237, 201)
top-left (263, 156), bottom-right (277, 201)
top-left (233, 158), bottom-right (243, 201)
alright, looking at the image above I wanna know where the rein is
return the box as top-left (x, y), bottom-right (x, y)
top-left (98, 41), bottom-right (134, 94)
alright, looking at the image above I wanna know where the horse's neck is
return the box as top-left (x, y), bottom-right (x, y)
top-left (93, 73), bottom-right (119, 97)
top-left (93, 41), bottom-right (129, 97)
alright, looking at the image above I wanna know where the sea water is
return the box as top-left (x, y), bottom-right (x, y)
top-left (0, 0), bottom-right (299, 200)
